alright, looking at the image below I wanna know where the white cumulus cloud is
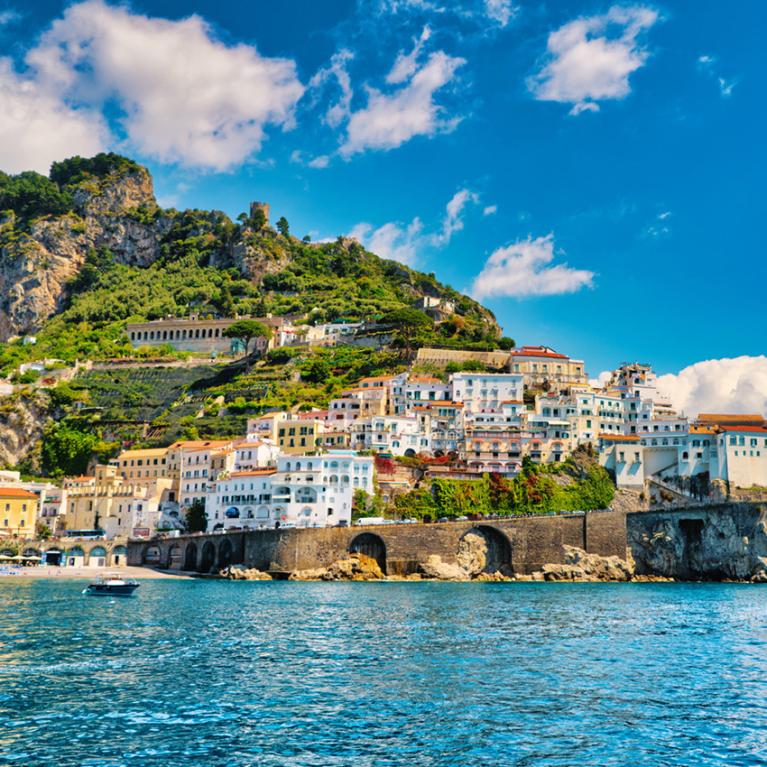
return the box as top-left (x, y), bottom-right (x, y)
top-left (471, 233), bottom-right (595, 299)
top-left (655, 356), bottom-right (767, 419)
top-left (349, 218), bottom-right (424, 265)
top-left (348, 186), bottom-right (480, 264)
top-left (25, 0), bottom-right (304, 170)
top-left (528, 5), bottom-right (659, 115)
top-left (339, 42), bottom-right (465, 156)
top-left (0, 58), bottom-right (107, 174)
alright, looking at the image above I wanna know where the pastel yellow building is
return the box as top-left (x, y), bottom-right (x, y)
top-left (275, 418), bottom-right (325, 454)
top-left (116, 447), bottom-right (169, 483)
top-left (0, 488), bottom-right (39, 537)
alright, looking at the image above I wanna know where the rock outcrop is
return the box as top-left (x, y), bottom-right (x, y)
top-left (628, 505), bottom-right (767, 581)
top-left (0, 167), bottom-right (173, 340)
top-left (418, 555), bottom-right (471, 581)
top-left (0, 391), bottom-right (49, 469)
top-left (289, 552), bottom-right (384, 581)
top-left (219, 565), bottom-right (272, 581)
top-left (536, 545), bottom-right (635, 582)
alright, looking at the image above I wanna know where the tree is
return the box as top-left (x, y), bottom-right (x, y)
top-left (185, 499), bottom-right (208, 533)
top-left (251, 207), bottom-right (267, 231)
top-left (381, 307), bottom-right (433, 352)
top-left (301, 357), bottom-right (330, 383)
top-left (41, 423), bottom-right (99, 477)
top-left (276, 216), bottom-right (290, 237)
top-left (223, 319), bottom-right (272, 369)
top-left (0, 171), bottom-right (73, 223)
top-left (498, 337), bottom-right (515, 350)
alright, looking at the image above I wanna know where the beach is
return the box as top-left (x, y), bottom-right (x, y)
top-left (0, 565), bottom-right (190, 579)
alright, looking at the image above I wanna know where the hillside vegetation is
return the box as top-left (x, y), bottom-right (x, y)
top-left (0, 153), bottom-right (501, 375)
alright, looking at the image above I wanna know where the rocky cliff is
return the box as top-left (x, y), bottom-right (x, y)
top-left (0, 153), bottom-right (500, 344)
top-left (628, 504), bottom-right (767, 581)
top-left (0, 167), bottom-right (168, 340)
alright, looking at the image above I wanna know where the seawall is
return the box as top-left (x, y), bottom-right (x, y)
top-left (129, 510), bottom-right (627, 576)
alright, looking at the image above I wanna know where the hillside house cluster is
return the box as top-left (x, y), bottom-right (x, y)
top-left (3, 342), bottom-right (765, 549)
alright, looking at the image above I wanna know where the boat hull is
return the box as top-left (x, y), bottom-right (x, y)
top-left (85, 583), bottom-right (140, 596)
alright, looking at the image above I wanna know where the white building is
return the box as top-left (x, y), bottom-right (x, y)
top-left (351, 415), bottom-right (429, 456)
top-left (208, 451), bottom-right (375, 531)
top-left (450, 372), bottom-right (524, 414)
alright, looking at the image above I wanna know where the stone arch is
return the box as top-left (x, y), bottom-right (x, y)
top-left (218, 538), bottom-right (233, 570)
top-left (88, 546), bottom-right (108, 567)
top-left (66, 546), bottom-right (85, 567)
top-left (166, 543), bottom-right (182, 569)
top-left (112, 545), bottom-right (127, 566)
top-left (199, 541), bottom-right (216, 573)
top-left (143, 545), bottom-right (161, 565)
top-left (183, 542), bottom-right (198, 571)
top-left (349, 533), bottom-right (387, 574)
top-left (457, 526), bottom-right (512, 576)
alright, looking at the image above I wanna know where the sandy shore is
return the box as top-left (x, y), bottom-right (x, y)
top-left (0, 565), bottom-right (192, 580)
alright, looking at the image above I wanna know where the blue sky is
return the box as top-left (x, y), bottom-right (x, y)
top-left (1, 0), bottom-right (765, 402)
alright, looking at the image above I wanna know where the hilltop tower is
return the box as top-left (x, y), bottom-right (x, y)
top-left (250, 201), bottom-right (270, 225)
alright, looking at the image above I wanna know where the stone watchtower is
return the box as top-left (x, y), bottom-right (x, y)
top-left (250, 201), bottom-right (270, 225)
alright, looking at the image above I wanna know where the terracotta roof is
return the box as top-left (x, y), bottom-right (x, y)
top-left (720, 425), bottom-right (767, 434)
top-left (599, 434), bottom-right (641, 442)
top-left (698, 413), bottom-right (765, 425)
top-left (169, 440), bottom-right (233, 449)
top-left (509, 346), bottom-right (568, 360)
top-left (408, 376), bottom-right (443, 384)
top-left (0, 487), bottom-right (39, 499)
top-left (227, 470), bottom-right (276, 477)
top-left (690, 426), bottom-right (716, 435)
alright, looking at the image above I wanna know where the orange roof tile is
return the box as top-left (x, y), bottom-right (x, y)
top-left (509, 345), bottom-right (569, 360)
top-left (0, 487), bottom-right (39, 499)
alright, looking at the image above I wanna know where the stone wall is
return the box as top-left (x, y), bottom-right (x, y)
top-left (128, 510), bottom-right (627, 576)
top-left (627, 503), bottom-right (767, 580)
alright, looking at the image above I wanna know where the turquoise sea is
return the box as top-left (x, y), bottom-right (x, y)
top-left (1, 580), bottom-right (766, 767)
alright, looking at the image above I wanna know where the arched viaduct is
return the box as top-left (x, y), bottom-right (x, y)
top-left (127, 509), bottom-right (627, 577)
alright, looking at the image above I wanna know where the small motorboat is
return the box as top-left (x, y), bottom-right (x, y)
top-left (83, 573), bottom-right (140, 596)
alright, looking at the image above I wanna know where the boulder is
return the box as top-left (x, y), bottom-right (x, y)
top-left (290, 553), bottom-right (384, 581)
top-left (418, 555), bottom-right (470, 581)
top-left (533, 545), bottom-right (635, 582)
top-left (456, 532), bottom-right (487, 576)
top-left (219, 565), bottom-right (271, 581)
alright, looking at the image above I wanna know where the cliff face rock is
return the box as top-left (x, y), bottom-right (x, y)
top-left (628, 505), bottom-right (767, 581)
top-left (0, 392), bottom-right (48, 469)
top-left (0, 217), bottom-right (88, 340)
top-left (0, 168), bottom-right (170, 340)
